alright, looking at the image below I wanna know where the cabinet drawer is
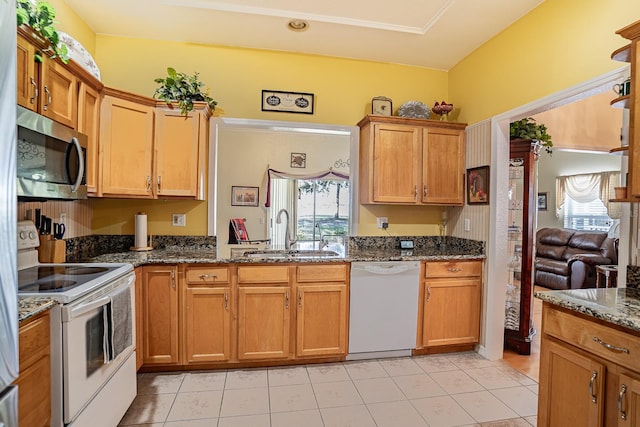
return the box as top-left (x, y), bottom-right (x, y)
top-left (186, 267), bottom-right (230, 284)
top-left (297, 264), bottom-right (347, 283)
top-left (19, 312), bottom-right (50, 368)
top-left (544, 306), bottom-right (640, 373)
top-left (238, 266), bottom-right (290, 284)
top-left (424, 260), bottom-right (482, 278)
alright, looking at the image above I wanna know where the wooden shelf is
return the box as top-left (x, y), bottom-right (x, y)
top-left (610, 95), bottom-right (630, 109)
top-left (609, 146), bottom-right (629, 155)
top-left (611, 44), bottom-right (631, 62)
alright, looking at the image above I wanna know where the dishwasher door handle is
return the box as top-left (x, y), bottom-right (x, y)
top-left (352, 263), bottom-right (417, 275)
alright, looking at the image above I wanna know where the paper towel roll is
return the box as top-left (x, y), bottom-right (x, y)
top-left (134, 212), bottom-right (148, 249)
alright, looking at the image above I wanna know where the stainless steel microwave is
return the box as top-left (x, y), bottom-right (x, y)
top-left (17, 106), bottom-right (88, 200)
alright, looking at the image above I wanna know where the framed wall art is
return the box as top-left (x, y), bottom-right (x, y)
top-left (537, 192), bottom-right (548, 211)
top-left (231, 186), bottom-right (259, 206)
top-left (261, 90), bottom-right (314, 114)
top-left (467, 166), bottom-right (490, 205)
top-left (291, 152), bottom-right (306, 168)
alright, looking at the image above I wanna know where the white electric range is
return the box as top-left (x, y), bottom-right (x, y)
top-left (17, 220), bottom-right (137, 427)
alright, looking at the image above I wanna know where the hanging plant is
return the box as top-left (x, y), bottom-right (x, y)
top-left (153, 67), bottom-right (218, 115)
top-left (510, 117), bottom-right (553, 154)
top-left (16, 0), bottom-right (69, 63)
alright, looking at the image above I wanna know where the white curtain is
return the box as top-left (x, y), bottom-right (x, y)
top-left (556, 171), bottom-right (621, 219)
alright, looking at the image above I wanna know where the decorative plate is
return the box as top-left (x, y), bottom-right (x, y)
top-left (397, 101), bottom-right (430, 119)
top-left (58, 31), bottom-right (101, 80)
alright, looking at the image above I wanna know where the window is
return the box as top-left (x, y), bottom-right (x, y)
top-left (563, 196), bottom-right (612, 231)
top-left (269, 178), bottom-right (349, 252)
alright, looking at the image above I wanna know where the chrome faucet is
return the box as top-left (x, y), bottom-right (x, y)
top-left (275, 208), bottom-right (297, 250)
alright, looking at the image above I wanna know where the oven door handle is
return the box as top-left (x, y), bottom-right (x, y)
top-left (63, 296), bottom-right (111, 322)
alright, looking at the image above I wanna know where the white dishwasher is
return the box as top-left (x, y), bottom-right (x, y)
top-left (348, 261), bottom-right (420, 360)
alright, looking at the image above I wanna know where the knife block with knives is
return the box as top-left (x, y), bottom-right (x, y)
top-left (36, 213), bottom-right (66, 263)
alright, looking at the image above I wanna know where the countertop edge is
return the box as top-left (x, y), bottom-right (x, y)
top-left (18, 297), bottom-right (57, 322)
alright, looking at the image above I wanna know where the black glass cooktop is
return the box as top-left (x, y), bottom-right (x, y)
top-left (18, 264), bottom-right (122, 293)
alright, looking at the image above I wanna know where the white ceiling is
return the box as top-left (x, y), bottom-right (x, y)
top-left (64, 0), bottom-right (544, 70)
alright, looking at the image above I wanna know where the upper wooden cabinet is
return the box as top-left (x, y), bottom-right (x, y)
top-left (358, 115), bottom-right (466, 205)
top-left (78, 83), bottom-right (101, 195)
top-left (611, 20), bottom-right (640, 200)
top-left (17, 31), bottom-right (77, 129)
top-left (155, 104), bottom-right (209, 199)
top-left (98, 87), bottom-right (211, 199)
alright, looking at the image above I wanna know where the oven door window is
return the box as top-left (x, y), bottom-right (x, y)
top-left (85, 309), bottom-right (106, 377)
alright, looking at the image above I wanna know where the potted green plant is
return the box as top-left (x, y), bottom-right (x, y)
top-left (16, 0), bottom-right (69, 63)
top-left (153, 67), bottom-right (218, 115)
top-left (510, 117), bottom-right (553, 154)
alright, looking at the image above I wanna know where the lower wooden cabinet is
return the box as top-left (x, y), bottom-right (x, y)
top-left (237, 286), bottom-right (291, 360)
top-left (142, 265), bottom-right (179, 365)
top-left (15, 309), bottom-right (51, 427)
top-left (416, 260), bottom-right (482, 353)
top-left (139, 263), bottom-right (349, 369)
top-left (184, 285), bottom-right (232, 363)
top-left (538, 303), bottom-right (640, 426)
top-left (296, 283), bottom-right (348, 357)
top-left (134, 267), bottom-right (144, 370)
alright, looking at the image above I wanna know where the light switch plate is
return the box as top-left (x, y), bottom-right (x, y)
top-left (400, 240), bottom-right (414, 249)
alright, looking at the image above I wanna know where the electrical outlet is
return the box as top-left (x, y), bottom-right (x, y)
top-left (172, 214), bottom-right (186, 227)
top-left (377, 217), bottom-right (388, 229)
top-left (59, 213), bottom-right (67, 226)
top-left (464, 218), bottom-right (471, 232)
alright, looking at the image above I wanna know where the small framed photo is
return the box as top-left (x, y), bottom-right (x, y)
top-left (262, 90), bottom-right (314, 114)
top-left (291, 152), bottom-right (306, 168)
top-left (467, 166), bottom-right (490, 205)
top-left (538, 192), bottom-right (548, 211)
top-left (231, 186), bottom-right (259, 206)
top-left (371, 96), bottom-right (393, 116)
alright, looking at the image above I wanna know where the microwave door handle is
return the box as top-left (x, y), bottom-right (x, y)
top-left (69, 136), bottom-right (84, 193)
top-left (64, 295), bottom-right (111, 321)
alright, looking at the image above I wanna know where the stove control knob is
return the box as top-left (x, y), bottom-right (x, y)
top-left (28, 231), bottom-right (37, 240)
top-left (19, 231), bottom-right (27, 240)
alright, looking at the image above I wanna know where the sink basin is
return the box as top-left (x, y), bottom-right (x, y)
top-left (241, 249), bottom-right (341, 259)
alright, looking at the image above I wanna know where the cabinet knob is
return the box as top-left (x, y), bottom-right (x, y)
top-left (589, 370), bottom-right (598, 403)
top-left (423, 186), bottom-right (428, 197)
top-left (146, 176), bottom-right (151, 192)
top-left (29, 77), bottom-right (38, 104)
top-left (157, 176), bottom-right (162, 192)
top-left (447, 267), bottom-right (462, 273)
top-left (619, 384), bottom-right (627, 420)
top-left (43, 85), bottom-right (51, 110)
top-left (199, 274), bottom-right (217, 281)
top-left (224, 292), bottom-right (229, 311)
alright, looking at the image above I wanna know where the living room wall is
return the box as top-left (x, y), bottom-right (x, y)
top-left (537, 150), bottom-right (623, 229)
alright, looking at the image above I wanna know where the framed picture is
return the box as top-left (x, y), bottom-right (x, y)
top-left (467, 166), bottom-right (490, 205)
top-left (231, 186), bottom-right (259, 206)
top-left (291, 152), bottom-right (306, 168)
top-left (538, 192), bottom-right (548, 211)
top-left (371, 96), bottom-right (393, 116)
top-left (261, 90), bottom-right (314, 114)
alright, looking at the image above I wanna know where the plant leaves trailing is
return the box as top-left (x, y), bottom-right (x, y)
top-left (16, 0), bottom-right (69, 63)
top-left (509, 117), bottom-right (553, 155)
top-left (153, 67), bottom-right (218, 115)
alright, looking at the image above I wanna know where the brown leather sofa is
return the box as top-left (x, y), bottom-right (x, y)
top-left (534, 227), bottom-right (618, 290)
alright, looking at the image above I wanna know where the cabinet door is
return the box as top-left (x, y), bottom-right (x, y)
top-left (16, 34), bottom-right (37, 111)
top-left (538, 339), bottom-right (605, 427)
top-left (100, 96), bottom-right (155, 197)
top-left (618, 374), bottom-right (640, 426)
top-left (421, 127), bottom-right (464, 205)
top-left (154, 107), bottom-right (202, 198)
top-left (143, 266), bottom-right (179, 365)
top-left (78, 84), bottom-right (101, 195)
top-left (372, 123), bottom-right (421, 203)
top-left (296, 284), bottom-right (348, 357)
top-left (134, 267), bottom-right (144, 371)
top-left (40, 57), bottom-right (77, 128)
top-left (184, 286), bottom-right (232, 363)
top-left (237, 286), bottom-right (291, 360)
top-left (422, 278), bottom-right (481, 347)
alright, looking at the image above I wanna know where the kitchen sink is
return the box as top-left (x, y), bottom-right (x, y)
top-left (241, 249), bottom-right (341, 259)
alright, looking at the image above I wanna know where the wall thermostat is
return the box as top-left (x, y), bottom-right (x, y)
top-left (400, 240), bottom-right (414, 249)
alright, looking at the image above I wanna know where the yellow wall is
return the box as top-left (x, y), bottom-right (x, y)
top-left (450, 0), bottom-right (640, 124)
top-left (49, 0), bottom-right (96, 56)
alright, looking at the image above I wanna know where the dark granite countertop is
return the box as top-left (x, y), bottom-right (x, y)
top-left (89, 247), bottom-right (485, 267)
top-left (535, 288), bottom-right (640, 334)
top-left (18, 297), bottom-right (57, 322)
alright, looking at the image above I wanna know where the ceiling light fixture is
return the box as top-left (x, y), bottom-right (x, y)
top-left (287, 19), bottom-right (309, 32)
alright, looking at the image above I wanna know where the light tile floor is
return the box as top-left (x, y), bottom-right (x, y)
top-left (119, 352), bottom-right (538, 427)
